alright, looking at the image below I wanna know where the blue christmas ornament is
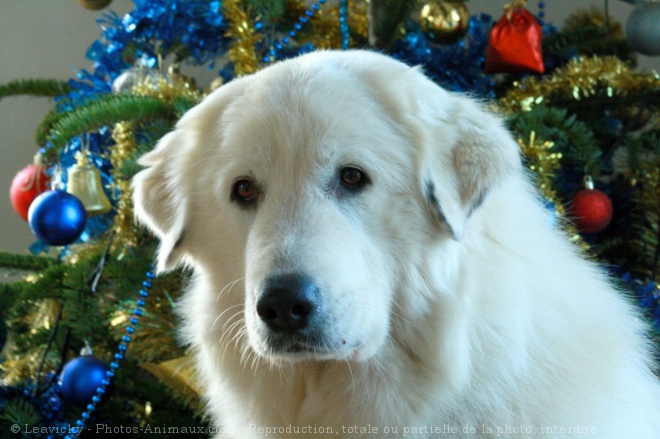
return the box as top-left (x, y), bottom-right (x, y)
top-left (59, 356), bottom-right (111, 408)
top-left (28, 190), bottom-right (87, 246)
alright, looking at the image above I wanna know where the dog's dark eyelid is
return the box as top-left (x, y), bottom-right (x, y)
top-left (231, 178), bottom-right (259, 205)
top-left (339, 166), bottom-right (370, 190)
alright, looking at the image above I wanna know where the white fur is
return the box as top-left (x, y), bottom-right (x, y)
top-left (132, 50), bottom-right (660, 438)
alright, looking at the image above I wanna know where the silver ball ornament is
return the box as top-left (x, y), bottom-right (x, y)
top-left (626, 2), bottom-right (660, 56)
top-left (111, 70), bottom-right (138, 94)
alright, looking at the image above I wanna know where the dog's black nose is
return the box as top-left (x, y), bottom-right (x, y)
top-left (257, 274), bottom-right (319, 333)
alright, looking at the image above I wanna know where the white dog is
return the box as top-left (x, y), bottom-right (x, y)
top-left (132, 50), bottom-right (660, 438)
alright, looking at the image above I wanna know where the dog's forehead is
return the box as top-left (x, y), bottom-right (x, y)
top-left (216, 62), bottom-right (412, 176)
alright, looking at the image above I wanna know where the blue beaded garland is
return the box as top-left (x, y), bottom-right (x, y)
top-left (339, 0), bottom-right (349, 49)
top-left (537, 1), bottom-right (546, 25)
top-left (68, 267), bottom-right (154, 431)
top-left (262, 0), bottom-right (341, 64)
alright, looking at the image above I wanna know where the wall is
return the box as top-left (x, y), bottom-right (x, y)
top-left (0, 0), bottom-right (657, 254)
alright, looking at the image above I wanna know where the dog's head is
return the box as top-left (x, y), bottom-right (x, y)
top-left (132, 50), bottom-right (520, 364)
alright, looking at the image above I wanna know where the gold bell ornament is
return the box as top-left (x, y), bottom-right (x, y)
top-left (67, 152), bottom-right (113, 216)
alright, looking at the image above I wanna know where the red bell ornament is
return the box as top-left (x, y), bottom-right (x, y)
top-left (570, 176), bottom-right (613, 234)
top-left (485, 0), bottom-right (544, 74)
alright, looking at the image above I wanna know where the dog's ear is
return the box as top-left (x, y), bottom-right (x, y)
top-left (410, 75), bottom-right (521, 240)
top-left (132, 129), bottom-right (190, 273)
top-left (132, 79), bottom-right (247, 272)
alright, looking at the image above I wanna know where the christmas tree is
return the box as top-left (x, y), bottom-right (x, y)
top-left (0, 0), bottom-right (659, 437)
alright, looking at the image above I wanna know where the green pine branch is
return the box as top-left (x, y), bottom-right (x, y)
top-left (0, 251), bottom-right (60, 271)
top-left (0, 79), bottom-right (73, 102)
top-left (624, 130), bottom-right (660, 172)
top-left (39, 94), bottom-right (175, 156)
top-left (0, 282), bottom-right (27, 317)
top-left (369, 0), bottom-right (416, 50)
top-left (172, 95), bottom-right (200, 118)
top-left (543, 26), bottom-right (635, 62)
top-left (508, 105), bottom-right (602, 175)
top-left (0, 398), bottom-right (42, 427)
top-left (549, 92), bottom-right (660, 114)
top-left (15, 263), bottom-right (68, 302)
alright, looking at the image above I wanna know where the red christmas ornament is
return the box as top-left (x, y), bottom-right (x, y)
top-left (9, 155), bottom-right (50, 221)
top-left (570, 176), bottom-right (613, 234)
top-left (484, 0), bottom-right (544, 74)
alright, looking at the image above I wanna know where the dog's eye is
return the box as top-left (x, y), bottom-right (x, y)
top-left (232, 179), bottom-right (258, 204)
top-left (340, 167), bottom-right (368, 189)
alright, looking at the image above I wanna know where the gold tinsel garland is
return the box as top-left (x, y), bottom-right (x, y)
top-left (131, 68), bottom-right (202, 102)
top-left (224, 0), bottom-right (261, 76)
top-left (501, 56), bottom-right (660, 112)
top-left (224, 0), bottom-right (367, 73)
top-left (111, 121), bottom-right (139, 254)
top-left (110, 71), bottom-right (202, 254)
top-left (563, 6), bottom-right (623, 37)
top-left (516, 131), bottom-right (587, 248)
top-left (0, 298), bottom-right (60, 384)
top-left (517, 131), bottom-right (564, 215)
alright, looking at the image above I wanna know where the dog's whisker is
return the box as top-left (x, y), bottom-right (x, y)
top-left (221, 318), bottom-right (246, 343)
top-left (217, 319), bottom-right (244, 350)
top-left (218, 309), bottom-right (245, 335)
top-left (238, 333), bottom-right (253, 365)
top-left (344, 360), bottom-right (355, 386)
top-left (222, 325), bottom-right (248, 365)
top-left (220, 316), bottom-right (247, 348)
top-left (250, 350), bottom-right (261, 375)
top-left (211, 305), bottom-right (243, 331)
top-left (215, 277), bottom-right (245, 303)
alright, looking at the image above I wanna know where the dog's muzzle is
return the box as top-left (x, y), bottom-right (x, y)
top-left (256, 273), bottom-right (321, 334)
